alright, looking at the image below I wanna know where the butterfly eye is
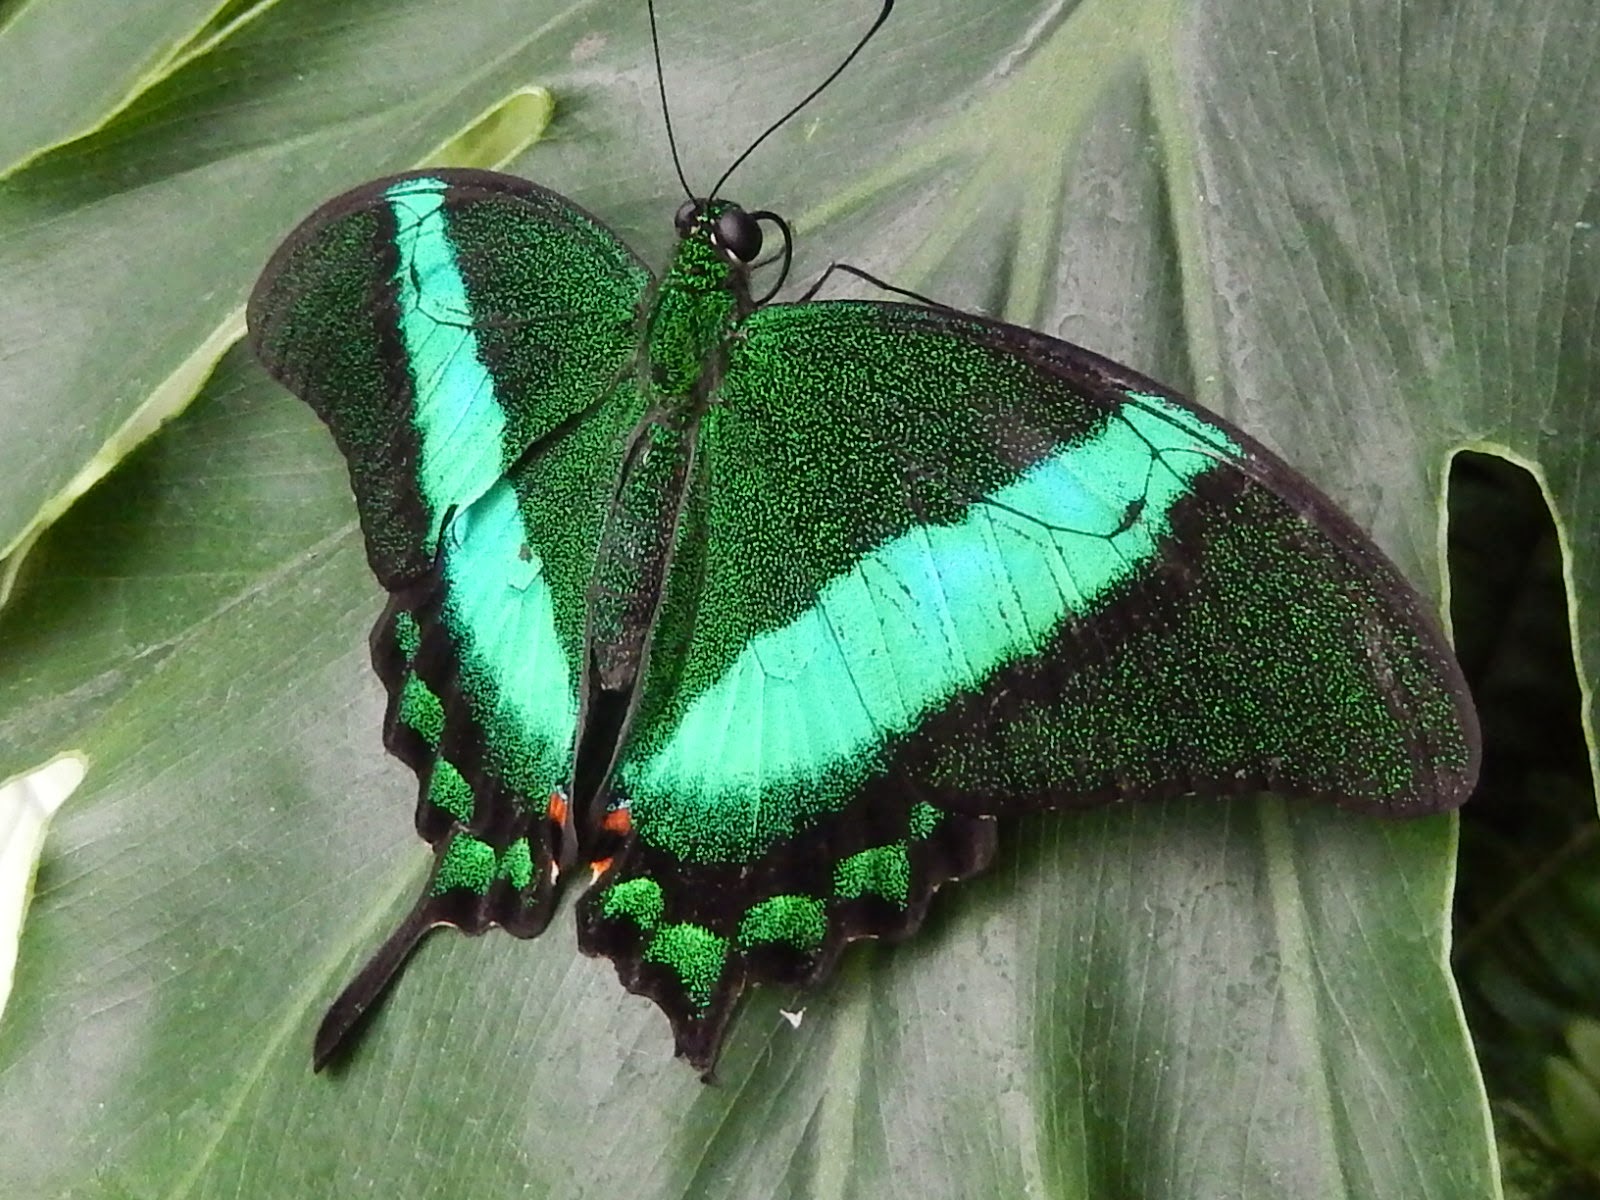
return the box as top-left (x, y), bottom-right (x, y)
top-left (713, 207), bottom-right (763, 263)
top-left (674, 199), bottom-right (700, 235)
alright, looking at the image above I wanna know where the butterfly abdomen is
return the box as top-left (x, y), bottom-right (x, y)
top-left (589, 413), bottom-right (699, 693)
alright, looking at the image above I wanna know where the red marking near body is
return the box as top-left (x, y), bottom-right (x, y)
top-left (601, 807), bottom-right (632, 835)
top-left (589, 856), bottom-right (614, 882)
top-left (546, 791), bottom-right (568, 825)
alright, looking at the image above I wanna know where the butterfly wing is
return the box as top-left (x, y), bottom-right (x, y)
top-left (248, 169), bottom-right (651, 1064)
top-left (579, 298), bottom-right (1479, 1070)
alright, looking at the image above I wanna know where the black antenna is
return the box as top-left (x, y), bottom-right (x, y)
top-left (648, 0), bottom-right (696, 199)
top-left (708, 0), bottom-right (894, 200)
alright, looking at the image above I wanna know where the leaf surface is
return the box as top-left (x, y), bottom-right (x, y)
top-left (6, 0), bottom-right (1591, 1195)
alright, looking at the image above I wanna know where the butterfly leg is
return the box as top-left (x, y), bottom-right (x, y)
top-left (791, 260), bottom-right (948, 308)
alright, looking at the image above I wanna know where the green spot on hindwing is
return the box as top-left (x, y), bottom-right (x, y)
top-left (834, 844), bottom-right (911, 907)
top-left (737, 895), bottom-right (827, 952)
top-left (644, 923), bottom-right (728, 1008)
top-left (393, 610), bottom-right (423, 659)
top-left (398, 674), bottom-right (445, 746)
top-left (908, 801), bottom-right (943, 840)
top-left (432, 833), bottom-right (496, 896)
top-left (427, 758), bottom-right (474, 823)
top-left (496, 837), bottom-right (534, 891)
top-left (601, 877), bottom-right (665, 931)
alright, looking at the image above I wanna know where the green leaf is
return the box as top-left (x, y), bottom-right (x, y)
top-left (0, 0), bottom-right (242, 176)
top-left (7, 0), bottom-right (1593, 1193)
top-left (1547, 1054), bottom-right (1600, 1163)
top-left (1565, 1019), bottom-right (1600, 1088)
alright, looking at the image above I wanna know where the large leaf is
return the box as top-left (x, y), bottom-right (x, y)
top-left (6, 0), bottom-right (1595, 1193)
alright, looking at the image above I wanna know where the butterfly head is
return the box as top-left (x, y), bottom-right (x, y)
top-left (674, 198), bottom-right (763, 265)
top-left (672, 198), bottom-right (794, 305)
top-left (651, 0), bottom-right (889, 310)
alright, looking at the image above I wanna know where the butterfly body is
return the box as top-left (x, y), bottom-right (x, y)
top-left (248, 164), bottom-right (1478, 1074)
top-left (588, 206), bottom-right (752, 699)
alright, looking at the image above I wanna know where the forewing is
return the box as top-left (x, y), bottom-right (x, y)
top-left (247, 167), bottom-right (650, 586)
top-left (578, 298), bottom-right (1478, 1070)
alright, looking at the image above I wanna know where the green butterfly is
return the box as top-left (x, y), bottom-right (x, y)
top-left (246, 1), bottom-right (1478, 1075)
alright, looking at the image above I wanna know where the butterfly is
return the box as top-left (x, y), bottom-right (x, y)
top-left (245, 0), bottom-right (1479, 1075)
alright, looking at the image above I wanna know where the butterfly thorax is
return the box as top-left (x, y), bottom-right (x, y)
top-left (642, 215), bottom-right (753, 397)
top-left (587, 220), bottom-right (754, 697)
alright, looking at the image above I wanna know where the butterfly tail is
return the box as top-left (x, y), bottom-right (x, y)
top-left (314, 820), bottom-right (558, 1071)
top-left (313, 898), bottom-right (437, 1072)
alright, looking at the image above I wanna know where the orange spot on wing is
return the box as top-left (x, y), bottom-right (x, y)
top-left (546, 790), bottom-right (569, 825)
top-left (588, 856), bottom-right (613, 882)
top-left (601, 807), bottom-right (632, 835)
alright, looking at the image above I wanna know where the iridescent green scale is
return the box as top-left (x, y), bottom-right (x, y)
top-left (248, 128), bottom-right (1478, 1072)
